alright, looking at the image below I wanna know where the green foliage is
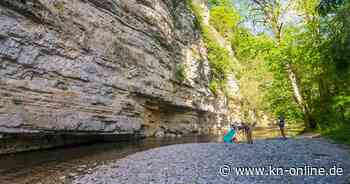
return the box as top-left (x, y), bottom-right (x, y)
top-left (252, 0), bottom-right (349, 129)
top-left (322, 124), bottom-right (350, 145)
top-left (333, 96), bottom-right (350, 108)
top-left (203, 29), bottom-right (233, 81)
top-left (314, 1), bottom-right (350, 128)
top-left (209, 80), bottom-right (219, 95)
top-left (208, 1), bottom-right (275, 117)
top-left (188, 0), bottom-right (349, 137)
top-left (186, 0), bottom-right (234, 95)
top-left (203, 28), bottom-right (234, 94)
top-left (209, 0), bottom-right (232, 7)
top-left (186, 0), bottom-right (204, 29)
top-left (318, 0), bottom-right (346, 15)
top-left (262, 75), bottom-right (304, 121)
top-left (232, 28), bottom-right (274, 60)
top-left (175, 64), bottom-right (187, 83)
top-left (210, 6), bottom-right (240, 38)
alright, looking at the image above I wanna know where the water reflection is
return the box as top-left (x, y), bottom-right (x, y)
top-left (0, 126), bottom-right (301, 184)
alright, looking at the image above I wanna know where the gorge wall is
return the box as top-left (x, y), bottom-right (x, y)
top-left (0, 0), bottom-right (239, 154)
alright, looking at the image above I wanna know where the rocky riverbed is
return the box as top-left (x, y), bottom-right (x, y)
top-left (73, 138), bottom-right (350, 184)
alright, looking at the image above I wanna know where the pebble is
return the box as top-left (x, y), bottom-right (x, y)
top-left (69, 173), bottom-right (78, 178)
top-left (59, 176), bottom-right (66, 181)
top-left (73, 138), bottom-right (350, 184)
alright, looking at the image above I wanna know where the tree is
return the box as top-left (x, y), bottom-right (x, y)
top-left (247, 0), bottom-right (317, 129)
top-left (318, 0), bottom-right (350, 124)
top-left (205, 0), bottom-right (349, 132)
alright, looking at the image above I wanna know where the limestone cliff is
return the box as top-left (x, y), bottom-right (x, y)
top-left (0, 0), bottom-right (238, 154)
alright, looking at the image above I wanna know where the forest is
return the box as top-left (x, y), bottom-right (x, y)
top-left (188, 0), bottom-right (350, 144)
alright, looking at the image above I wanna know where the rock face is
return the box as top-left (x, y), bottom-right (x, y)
top-left (0, 0), bottom-right (234, 153)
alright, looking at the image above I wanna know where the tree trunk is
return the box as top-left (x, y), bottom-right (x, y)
top-left (286, 63), bottom-right (316, 129)
top-left (274, 25), bottom-right (316, 129)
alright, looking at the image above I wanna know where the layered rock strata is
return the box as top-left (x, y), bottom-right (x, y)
top-left (0, 0), bottom-right (236, 154)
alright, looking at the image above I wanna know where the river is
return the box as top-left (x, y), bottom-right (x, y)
top-left (0, 126), bottom-right (302, 184)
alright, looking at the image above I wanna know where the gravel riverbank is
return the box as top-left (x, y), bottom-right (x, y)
top-left (73, 138), bottom-right (350, 184)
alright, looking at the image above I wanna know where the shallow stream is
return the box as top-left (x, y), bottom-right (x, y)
top-left (0, 126), bottom-right (301, 184)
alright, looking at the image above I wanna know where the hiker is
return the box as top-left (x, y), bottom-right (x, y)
top-left (240, 122), bottom-right (255, 144)
top-left (228, 122), bottom-right (255, 144)
top-left (245, 122), bottom-right (255, 144)
top-left (278, 115), bottom-right (287, 139)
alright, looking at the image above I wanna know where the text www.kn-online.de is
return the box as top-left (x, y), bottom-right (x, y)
top-left (219, 165), bottom-right (344, 177)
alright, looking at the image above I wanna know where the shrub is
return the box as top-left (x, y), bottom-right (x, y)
top-left (210, 6), bottom-right (240, 38)
top-left (175, 64), bottom-right (187, 83)
top-left (209, 80), bottom-right (219, 95)
top-left (186, 0), bottom-right (234, 95)
top-left (322, 124), bottom-right (350, 145)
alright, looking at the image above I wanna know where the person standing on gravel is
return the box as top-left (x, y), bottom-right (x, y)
top-left (278, 115), bottom-right (287, 139)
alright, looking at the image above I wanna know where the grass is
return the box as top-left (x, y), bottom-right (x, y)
top-left (299, 122), bottom-right (350, 145)
top-left (287, 123), bottom-right (306, 137)
top-left (321, 124), bottom-right (350, 145)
